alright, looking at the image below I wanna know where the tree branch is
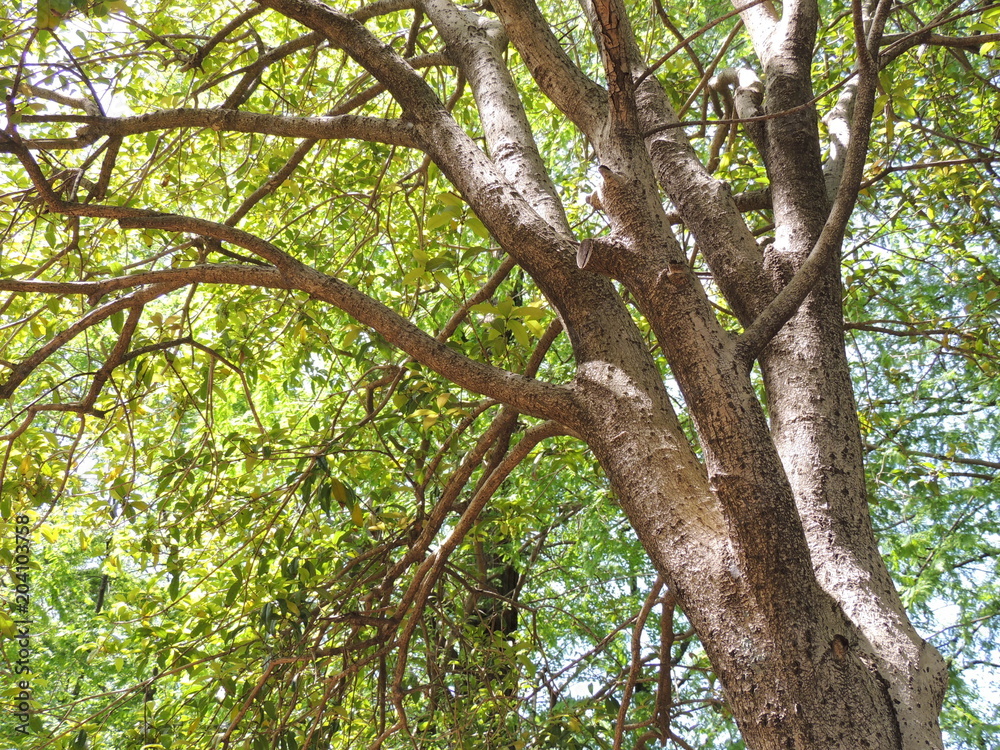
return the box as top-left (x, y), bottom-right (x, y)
top-left (0, 264), bottom-right (287, 299)
top-left (735, 0), bottom-right (890, 365)
top-left (2, 129), bottom-right (578, 421)
top-left (881, 32), bottom-right (1000, 60)
top-left (489, 0), bottom-right (608, 137)
top-left (591, 0), bottom-right (641, 134)
top-left (422, 0), bottom-right (571, 233)
top-left (638, 77), bottom-right (770, 327)
top-left (30, 205), bottom-right (575, 422)
top-left (75, 108), bottom-right (417, 148)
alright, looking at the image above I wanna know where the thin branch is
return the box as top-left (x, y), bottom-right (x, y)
top-left (0, 264), bottom-right (285, 298)
top-left (882, 31), bottom-right (1000, 51)
top-left (903, 449), bottom-right (1000, 472)
top-left (637, 0), bottom-right (768, 88)
top-left (79, 303), bottom-right (143, 410)
top-left (18, 82), bottom-right (100, 115)
top-left (255, 0), bottom-right (446, 122)
top-left (642, 71), bottom-right (858, 138)
top-left (179, 6), bottom-right (265, 71)
top-left (860, 157), bottom-right (999, 188)
top-left (389, 419), bottom-right (568, 721)
top-left (613, 577), bottom-right (665, 750)
top-left (436, 256), bottom-right (517, 343)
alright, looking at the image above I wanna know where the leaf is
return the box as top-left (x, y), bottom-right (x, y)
top-left (507, 319), bottom-right (531, 348)
top-left (470, 302), bottom-right (499, 315)
top-left (425, 205), bottom-right (461, 229)
top-left (513, 305), bottom-right (547, 320)
top-left (466, 215), bottom-right (491, 239)
top-left (329, 477), bottom-right (348, 506)
top-left (437, 191), bottom-right (464, 207)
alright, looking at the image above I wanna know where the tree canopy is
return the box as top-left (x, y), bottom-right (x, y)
top-left (1, 0), bottom-right (999, 748)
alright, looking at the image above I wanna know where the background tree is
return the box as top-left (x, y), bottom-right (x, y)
top-left (1, 0), bottom-right (998, 748)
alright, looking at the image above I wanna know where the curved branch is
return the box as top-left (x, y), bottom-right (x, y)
top-left (61, 210), bottom-right (578, 423)
top-left (1, 125), bottom-right (577, 425)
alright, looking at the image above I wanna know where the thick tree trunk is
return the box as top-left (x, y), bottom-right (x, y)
top-left (578, 375), bottom-right (942, 748)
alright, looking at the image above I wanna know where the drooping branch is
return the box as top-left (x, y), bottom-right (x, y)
top-left (388, 417), bottom-right (568, 721)
top-left (0, 253), bottom-right (575, 425)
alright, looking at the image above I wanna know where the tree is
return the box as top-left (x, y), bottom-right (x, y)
top-left (1, 0), bottom-right (998, 747)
